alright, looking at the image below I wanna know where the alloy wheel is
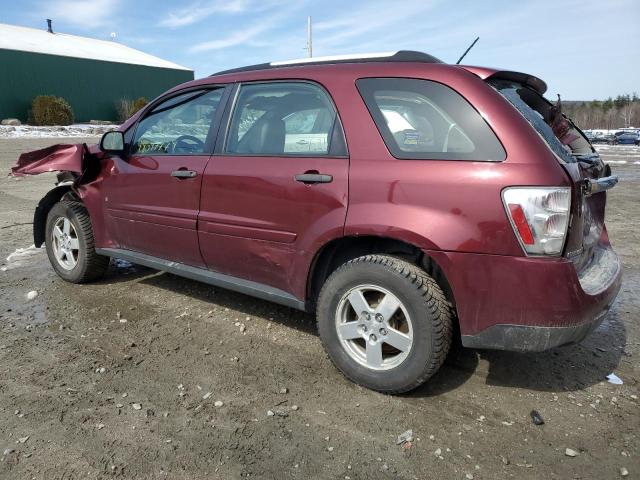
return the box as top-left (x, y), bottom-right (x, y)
top-left (51, 216), bottom-right (80, 270)
top-left (335, 284), bottom-right (413, 371)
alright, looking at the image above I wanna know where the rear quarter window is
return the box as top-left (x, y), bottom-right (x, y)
top-left (356, 78), bottom-right (505, 161)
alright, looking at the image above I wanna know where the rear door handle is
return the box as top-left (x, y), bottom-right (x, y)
top-left (171, 169), bottom-right (198, 179)
top-left (294, 173), bottom-right (333, 184)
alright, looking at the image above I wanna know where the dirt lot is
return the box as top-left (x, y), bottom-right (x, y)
top-left (0, 137), bottom-right (638, 479)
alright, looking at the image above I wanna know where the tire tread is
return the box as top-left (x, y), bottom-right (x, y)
top-left (317, 254), bottom-right (453, 394)
top-left (47, 201), bottom-right (109, 283)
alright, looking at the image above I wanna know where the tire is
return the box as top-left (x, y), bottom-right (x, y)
top-left (317, 254), bottom-right (453, 394)
top-left (45, 201), bottom-right (109, 283)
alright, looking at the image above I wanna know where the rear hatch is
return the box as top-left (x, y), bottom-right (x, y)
top-left (487, 76), bottom-right (617, 273)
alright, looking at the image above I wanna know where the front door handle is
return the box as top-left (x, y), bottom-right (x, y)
top-left (294, 173), bottom-right (333, 184)
top-left (171, 169), bottom-right (198, 179)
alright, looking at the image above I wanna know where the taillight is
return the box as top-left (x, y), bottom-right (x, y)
top-left (502, 187), bottom-right (571, 256)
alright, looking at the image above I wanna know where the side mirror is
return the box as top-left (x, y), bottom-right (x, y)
top-left (100, 130), bottom-right (125, 154)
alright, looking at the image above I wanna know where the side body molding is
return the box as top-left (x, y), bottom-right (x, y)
top-left (95, 248), bottom-right (306, 311)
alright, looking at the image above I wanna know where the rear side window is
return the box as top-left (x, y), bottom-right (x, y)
top-left (357, 78), bottom-right (505, 161)
top-left (225, 82), bottom-right (345, 156)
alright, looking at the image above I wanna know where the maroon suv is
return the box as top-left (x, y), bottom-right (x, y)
top-left (13, 51), bottom-right (621, 393)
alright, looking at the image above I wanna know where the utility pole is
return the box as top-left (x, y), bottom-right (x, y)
top-left (306, 16), bottom-right (313, 58)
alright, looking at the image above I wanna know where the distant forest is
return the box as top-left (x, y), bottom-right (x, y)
top-left (563, 94), bottom-right (640, 130)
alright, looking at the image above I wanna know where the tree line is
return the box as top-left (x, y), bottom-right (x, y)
top-left (563, 94), bottom-right (640, 130)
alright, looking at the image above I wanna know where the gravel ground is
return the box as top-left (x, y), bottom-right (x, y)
top-left (0, 138), bottom-right (638, 479)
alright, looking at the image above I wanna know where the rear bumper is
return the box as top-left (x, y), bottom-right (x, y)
top-left (459, 308), bottom-right (610, 352)
top-left (426, 243), bottom-right (622, 352)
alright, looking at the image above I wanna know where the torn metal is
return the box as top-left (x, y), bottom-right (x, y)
top-left (10, 143), bottom-right (105, 248)
top-left (12, 143), bottom-right (86, 176)
top-left (11, 142), bottom-right (103, 187)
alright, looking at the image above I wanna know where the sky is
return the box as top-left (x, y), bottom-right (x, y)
top-left (1, 0), bottom-right (638, 100)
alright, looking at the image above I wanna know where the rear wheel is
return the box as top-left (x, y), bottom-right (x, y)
top-left (317, 255), bottom-right (453, 393)
top-left (45, 201), bottom-right (109, 283)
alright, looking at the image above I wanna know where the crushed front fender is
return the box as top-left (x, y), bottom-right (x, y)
top-left (11, 143), bottom-right (107, 247)
top-left (11, 143), bottom-right (88, 177)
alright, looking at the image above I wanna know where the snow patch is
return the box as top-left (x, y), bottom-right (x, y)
top-left (0, 23), bottom-right (191, 71)
top-left (3, 245), bottom-right (43, 271)
top-left (0, 124), bottom-right (119, 138)
top-left (606, 373), bottom-right (623, 385)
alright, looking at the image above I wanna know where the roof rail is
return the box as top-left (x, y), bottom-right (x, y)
top-left (211, 50), bottom-right (443, 76)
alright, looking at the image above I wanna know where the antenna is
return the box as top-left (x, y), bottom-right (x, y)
top-left (456, 36), bottom-right (479, 64)
top-left (304, 16), bottom-right (312, 58)
top-left (110, 32), bottom-right (117, 41)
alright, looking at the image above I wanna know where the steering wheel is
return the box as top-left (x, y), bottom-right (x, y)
top-left (171, 135), bottom-right (205, 154)
top-left (443, 123), bottom-right (458, 153)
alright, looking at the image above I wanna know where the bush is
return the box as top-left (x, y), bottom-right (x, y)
top-left (115, 99), bottom-right (133, 122)
top-left (133, 97), bottom-right (148, 112)
top-left (30, 95), bottom-right (74, 125)
top-left (116, 97), bottom-right (148, 122)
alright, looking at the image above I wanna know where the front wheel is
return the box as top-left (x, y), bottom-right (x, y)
top-left (45, 201), bottom-right (109, 283)
top-left (317, 255), bottom-right (453, 394)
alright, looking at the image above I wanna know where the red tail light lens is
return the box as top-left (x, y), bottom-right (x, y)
top-left (507, 204), bottom-right (535, 245)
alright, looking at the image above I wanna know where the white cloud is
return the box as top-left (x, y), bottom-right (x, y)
top-left (158, 0), bottom-right (249, 28)
top-left (313, 0), bottom-right (439, 51)
top-left (159, 0), bottom-right (290, 29)
top-left (37, 0), bottom-right (122, 29)
top-left (189, 16), bottom-right (277, 52)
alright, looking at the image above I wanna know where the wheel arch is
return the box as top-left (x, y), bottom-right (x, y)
top-left (306, 235), bottom-right (456, 312)
top-left (33, 185), bottom-right (79, 247)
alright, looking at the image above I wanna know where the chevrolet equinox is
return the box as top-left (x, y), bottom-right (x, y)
top-left (13, 51), bottom-right (622, 393)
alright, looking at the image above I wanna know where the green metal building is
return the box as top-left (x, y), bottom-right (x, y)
top-left (0, 22), bottom-right (194, 122)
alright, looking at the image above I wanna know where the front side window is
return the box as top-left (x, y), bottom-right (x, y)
top-left (225, 82), bottom-right (340, 156)
top-left (357, 78), bottom-right (505, 161)
top-left (131, 89), bottom-right (223, 155)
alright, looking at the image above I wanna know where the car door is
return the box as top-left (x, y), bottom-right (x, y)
top-left (103, 87), bottom-right (228, 267)
top-left (198, 81), bottom-right (349, 296)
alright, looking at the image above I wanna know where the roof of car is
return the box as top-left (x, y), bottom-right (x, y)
top-left (211, 50), bottom-right (443, 76)
top-left (206, 51), bottom-right (547, 95)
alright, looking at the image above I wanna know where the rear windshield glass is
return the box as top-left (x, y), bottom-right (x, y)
top-left (489, 80), bottom-right (585, 163)
top-left (357, 78), bottom-right (506, 161)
